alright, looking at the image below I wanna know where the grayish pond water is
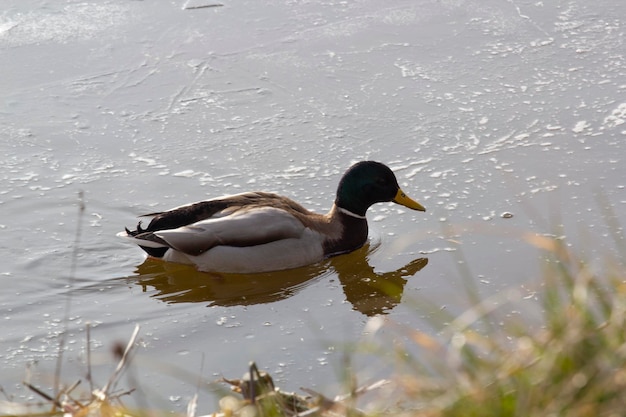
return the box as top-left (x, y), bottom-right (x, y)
top-left (2, 0), bottom-right (625, 411)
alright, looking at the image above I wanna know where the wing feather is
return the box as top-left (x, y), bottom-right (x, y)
top-left (154, 206), bottom-right (306, 256)
top-left (140, 192), bottom-right (312, 232)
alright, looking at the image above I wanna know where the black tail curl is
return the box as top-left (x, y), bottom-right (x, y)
top-left (123, 221), bottom-right (169, 258)
top-left (125, 221), bottom-right (146, 237)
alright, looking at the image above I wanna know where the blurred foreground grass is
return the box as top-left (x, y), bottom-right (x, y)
top-left (3, 230), bottom-right (626, 417)
top-left (383, 232), bottom-right (626, 417)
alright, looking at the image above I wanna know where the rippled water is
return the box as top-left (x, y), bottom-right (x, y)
top-left (2, 0), bottom-right (625, 411)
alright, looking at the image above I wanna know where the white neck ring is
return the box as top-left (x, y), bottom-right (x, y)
top-left (336, 206), bottom-right (367, 220)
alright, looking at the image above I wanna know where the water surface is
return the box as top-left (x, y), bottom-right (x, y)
top-left (1, 0), bottom-right (625, 411)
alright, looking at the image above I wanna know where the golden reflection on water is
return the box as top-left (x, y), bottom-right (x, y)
top-left (126, 244), bottom-right (428, 316)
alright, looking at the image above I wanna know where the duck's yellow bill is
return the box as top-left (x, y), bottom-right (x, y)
top-left (393, 189), bottom-right (426, 212)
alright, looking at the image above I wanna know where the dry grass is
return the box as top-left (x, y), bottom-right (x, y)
top-left (369, 231), bottom-right (626, 417)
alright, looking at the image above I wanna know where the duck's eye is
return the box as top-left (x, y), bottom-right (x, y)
top-left (376, 177), bottom-right (388, 187)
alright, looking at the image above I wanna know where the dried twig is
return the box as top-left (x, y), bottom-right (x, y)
top-left (86, 322), bottom-right (93, 393)
top-left (100, 324), bottom-right (141, 397)
top-left (299, 379), bottom-right (389, 417)
top-left (22, 382), bottom-right (62, 409)
top-left (54, 191), bottom-right (86, 401)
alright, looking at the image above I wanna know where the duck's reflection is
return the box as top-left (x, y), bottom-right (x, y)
top-left (329, 246), bottom-right (428, 316)
top-left (128, 244), bottom-right (428, 316)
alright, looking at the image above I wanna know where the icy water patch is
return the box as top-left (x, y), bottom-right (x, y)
top-left (0, 3), bottom-right (131, 46)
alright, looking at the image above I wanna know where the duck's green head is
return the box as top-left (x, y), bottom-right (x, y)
top-left (335, 161), bottom-right (426, 217)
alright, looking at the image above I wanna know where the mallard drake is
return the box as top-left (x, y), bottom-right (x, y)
top-left (119, 161), bottom-right (425, 273)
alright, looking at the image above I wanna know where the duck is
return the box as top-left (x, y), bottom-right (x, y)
top-left (119, 161), bottom-right (426, 273)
